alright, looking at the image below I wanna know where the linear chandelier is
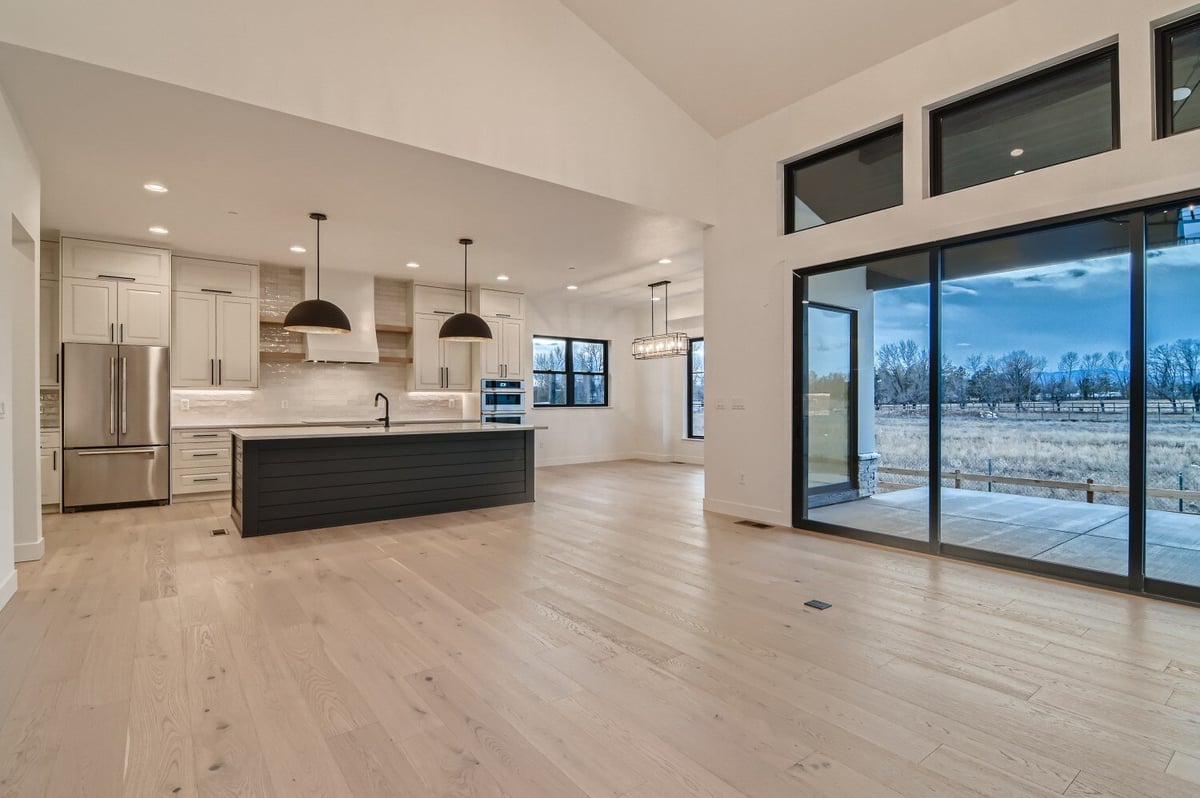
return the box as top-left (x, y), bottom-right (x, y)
top-left (632, 280), bottom-right (689, 359)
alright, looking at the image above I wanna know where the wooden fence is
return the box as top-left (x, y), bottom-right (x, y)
top-left (879, 466), bottom-right (1200, 505)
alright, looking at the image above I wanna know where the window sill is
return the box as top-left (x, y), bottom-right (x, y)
top-left (532, 405), bottom-right (612, 410)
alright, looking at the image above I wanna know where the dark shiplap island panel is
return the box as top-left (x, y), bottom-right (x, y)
top-left (232, 428), bottom-right (535, 536)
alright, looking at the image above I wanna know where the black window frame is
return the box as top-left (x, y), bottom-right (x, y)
top-left (783, 122), bottom-right (904, 235)
top-left (532, 335), bottom-right (610, 408)
top-left (930, 44), bottom-right (1121, 196)
top-left (1156, 13), bottom-right (1200, 139)
top-left (687, 337), bottom-right (704, 440)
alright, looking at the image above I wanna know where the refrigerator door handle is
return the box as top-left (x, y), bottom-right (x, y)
top-left (109, 357), bottom-right (117, 435)
top-left (76, 447), bottom-right (159, 455)
top-left (120, 357), bottom-right (128, 434)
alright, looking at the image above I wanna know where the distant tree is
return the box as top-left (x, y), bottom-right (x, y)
top-left (970, 359), bottom-right (1006, 411)
top-left (997, 350), bottom-right (1046, 411)
top-left (1059, 351), bottom-right (1080, 397)
top-left (1174, 339), bottom-right (1200, 412)
top-left (1148, 343), bottom-right (1182, 412)
top-left (1105, 350), bottom-right (1130, 399)
top-left (1079, 352), bottom-right (1104, 400)
top-left (875, 340), bottom-right (928, 407)
top-left (941, 356), bottom-right (969, 408)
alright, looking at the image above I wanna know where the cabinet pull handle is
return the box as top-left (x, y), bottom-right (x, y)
top-left (52, 450), bottom-right (57, 470)
top-left (496, 313), bottom-right (511, 318)
top-left (211, 359), bottom-right (215, 385)
top-left (218, 359), bottom-right (223, 386)
top-left (433, 310), bottom-right (454, 315)
top-left (110, 323), bottom-right (115, 343)
top-left (191, 452), bottom-right (220, 457)
top-left (190, 433), bottom-right (220, 438)
top-left (98, 274), bottom-right (135, 281)
top-left (193, 477), bottom-right (220, 482)
top-left (201, 288), bottom-right (233, 294)
top-left (55, 353), bottom-right (59, 384)
top-left (119, 322), bottom-right (124, 343)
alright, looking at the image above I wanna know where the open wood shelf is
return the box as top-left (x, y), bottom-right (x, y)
top-left (259, 316), bottom-right (411, 336)
top-left (379, 355), bottom-right (413, 365)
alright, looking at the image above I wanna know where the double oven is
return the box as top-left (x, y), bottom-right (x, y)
top-left (480, 379), bottom-right (526, 424)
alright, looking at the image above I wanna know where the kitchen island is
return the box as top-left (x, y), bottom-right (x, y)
top-left (231, 423), bottom-right (535, 536)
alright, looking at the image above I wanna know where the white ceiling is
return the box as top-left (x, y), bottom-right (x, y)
top-left (558, 0), bottom-right (1018, 136)
top-left (0, 45), bottom-right (705, 305)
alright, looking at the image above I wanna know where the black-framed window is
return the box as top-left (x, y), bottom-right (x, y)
top-left (783, 124), bottom-right (903, 234)
top-left (932, 45), bottom-right (1119, 195)
top-left (687, 338), bottom-right (704, 439)
top-left (1157, 14), bottom-right (1200, 138)
top-left (532, 336), bottom-right (608, 407)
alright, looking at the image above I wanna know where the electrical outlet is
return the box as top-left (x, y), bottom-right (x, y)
top-left (179, 398), bottom-right (190, 410)
top-left (280, 399), bottom-right (289, 409)
top-left (448, 397), bottom-right (456, 408)
top-left (731, 396), bottom-right (746, 411)
top-left (738, 472), bottom-right (746, 486)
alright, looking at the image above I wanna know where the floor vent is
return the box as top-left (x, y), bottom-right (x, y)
top-left (804, 599), bottom-right (832, 610)
top-left (735, 520), bottom-right (773, 529)
top-left (210, 528), bottom-right (229, 536)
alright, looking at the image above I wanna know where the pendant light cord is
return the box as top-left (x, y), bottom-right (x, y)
top-left (650, 285), bottom-right (655, 335)
top-left (315, 216), bottom-right (321, 300)
top-left (664, 283), bottom-right (669, 334)
top-left (463, 242), bottom-right (469, 313)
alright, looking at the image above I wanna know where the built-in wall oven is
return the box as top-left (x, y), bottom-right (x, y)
top-left (481, 379), bottom-right (526, 424)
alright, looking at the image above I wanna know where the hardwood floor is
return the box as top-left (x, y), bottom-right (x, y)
top-left (3, 460), bottom-right (1200, 797)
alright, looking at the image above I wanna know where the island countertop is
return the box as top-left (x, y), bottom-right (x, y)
top-left (230, 422), bottom-right (536, 441)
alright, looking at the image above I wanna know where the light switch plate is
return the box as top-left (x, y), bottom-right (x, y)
top-left (179, 398), bottom-right (190, 410)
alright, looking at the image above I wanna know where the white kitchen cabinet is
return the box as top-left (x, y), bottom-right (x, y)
top-left (479, 289), bottom-right (525, 320)
top-left (215, 295), bottom-right (259, 388)
top-left (172, 256), bottom-right (258, 297)
top-left (117, 282), bottom-right (170, 345)
top-left (40, 447), bottom-right (60, 505)
top-left (61, 237), bottom-right (170, 283)
top-left (170, 428), bottom-right (232, 501)
top-left (412, 312), bottom-right (473, 390)
top-left (478, 315), bottom-right (526, 381)
top-left (39, 278), bottom-right (60, 385)
top-left (40, 240), bottom-right (59, 279)
top-left (413, 284), bottom-right (470, 316)
top-left (172, 292), bottom-right (216, 387)
top-left (479, 318), bottom-right (503, 380)
top-left (61, 277), bottom-right (118, 344)
top-left (171, 292), bottom-right (258, 388)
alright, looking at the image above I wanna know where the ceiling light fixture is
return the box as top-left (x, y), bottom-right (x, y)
top-left (405, 261), bottom-right (420, 269)
top-left (497, 274), bottom-right (510, 281)
top-left (1009, 148), bottom-right (1024, 157)
top-left (632, 280), bottom-right (689, 360)
top-left (438, 239), bottom-right (493, 342)
top-left (1175, 86), bottom-right (1194, 102)
top-left (289, 245), bottom-right (307, 253)
top-left (283, 212), bottom-right (352, 335)
top-left (143, 182), bottom-right (169, 193)
top-left (566, 285), bottom-right (578, 291)
top-left (658, 258), bottom-right (672, 264)
top-left (148, 226), bottom-right (169, 235)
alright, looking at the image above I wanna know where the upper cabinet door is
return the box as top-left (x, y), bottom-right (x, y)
top-left (215, 295), bottom-right (259, 388)
top-left (173, 256), bottom-right (258, 297)
top-left (501, 318), bottom-right (525, 379)
top-left (61, 238), bottom-right (170, 283)
top-left (479, 290), bottom-right (525, 320)
top-left (442, 339), bottom-right (473, 390)
top-left (479, 317), bottom-right (503, 380)
top-left (117, 282), bottom-right (170, 345)
top-left (39, 279), bottom-right (60, 385)
top-left (413, 285), bottom-right (470, 316)
top-left (61, 277), bottom-right (118, 344)
top-left (412, 313), bottom-right (446, 390)
top-left (171, 292), bottom-right (215, 387)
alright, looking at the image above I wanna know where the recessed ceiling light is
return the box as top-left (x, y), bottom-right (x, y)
top-left (496, 274), bottom-right (510, 281)
top-left (1175, 86), bottom-right (1193, 102)
top-left (658, 258), bottom-right (672, 264)
top-left (143, 182), bottom-right (169, 193)
top-left (651, 296), bottom-right (662, 302)
top-left (1009, 148), bottom-right (1024, 157)
top-left (1013, 169), bottom-right (1025, 176)
top-left (566, 285), bottom-right (578, 291)
top-left (289, 245), bottom-right (307, 253)
top-left (405, 261), bottom-right (420, 269)
top-left (148, 226), bottom-right (169, 235)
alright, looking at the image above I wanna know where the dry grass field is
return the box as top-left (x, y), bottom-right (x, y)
top-left (876, 409), bottom-right (1200, 512)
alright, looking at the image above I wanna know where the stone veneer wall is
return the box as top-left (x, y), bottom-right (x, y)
top-left (171, 264), bottom-right (468, 425)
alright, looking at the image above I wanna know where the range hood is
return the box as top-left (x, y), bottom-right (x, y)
top-left (303, 269), bottom-right (380, 363)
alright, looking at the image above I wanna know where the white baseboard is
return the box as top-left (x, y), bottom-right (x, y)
top-left (14, 538), bottom-right (44, 563)
top-left (702, 497), bottom-right (790, 527)
top-left (0, 569), bottom-right (17, 612)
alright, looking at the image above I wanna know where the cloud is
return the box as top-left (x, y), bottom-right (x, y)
top-left (942, 284), bottom-right (978, 296)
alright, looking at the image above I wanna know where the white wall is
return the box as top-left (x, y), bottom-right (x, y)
top-left (0, 0), bottom-right (715, 224)
top-left (0, 77), bottom-right (40, 608)
top-left (706, 0), bottom-right (1200, 525)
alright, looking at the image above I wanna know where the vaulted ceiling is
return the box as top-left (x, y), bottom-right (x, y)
top-left (559, 0), bottom-right (1019, 136)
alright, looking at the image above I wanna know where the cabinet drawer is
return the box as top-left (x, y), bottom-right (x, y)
top-left (172, 428), bottom-right (231, 444)
top-left (173, 467), bottom-right (231, 494)
top-left (173, 443), bottom-right (231, 467)
top-left (479, 289), bottom-right (524, 320)
top-left (173, 256), bottom-right (259, 297)
top-left (61, 237), bottom-right (170, 283)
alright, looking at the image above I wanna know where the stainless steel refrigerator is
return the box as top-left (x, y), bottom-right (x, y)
top-left (62, 343), bottom-right (169, 509)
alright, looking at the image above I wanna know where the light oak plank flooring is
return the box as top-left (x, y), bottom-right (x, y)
top-left (1, 460), bottom-right (1199, 797)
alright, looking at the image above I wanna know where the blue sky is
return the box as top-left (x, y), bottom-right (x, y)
top-left (871, 243), bottom-right (1200, 367)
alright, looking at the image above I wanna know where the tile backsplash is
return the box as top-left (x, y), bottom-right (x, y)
top-left (172, 264), bottom-right (470, 426)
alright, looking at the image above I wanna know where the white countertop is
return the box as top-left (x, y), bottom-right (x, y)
top-left (231, 422), bottom-right (536, 440)
top-left (172, 417), bottom-right (465, 430)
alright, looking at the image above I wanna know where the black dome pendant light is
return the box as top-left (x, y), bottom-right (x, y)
top-left (438, 238), bottom-right (493, 341)
top-left (283, 212), bottom-right (352, 335)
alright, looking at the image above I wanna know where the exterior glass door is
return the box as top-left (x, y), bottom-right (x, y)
top-left (804, 304), bottom-right (856, 496)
